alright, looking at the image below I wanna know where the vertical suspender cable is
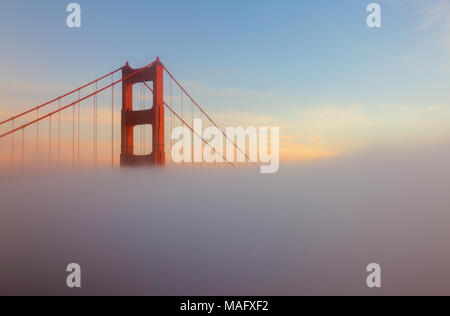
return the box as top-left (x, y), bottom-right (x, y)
top-left (142, 84), bottom-right (144, 154)
top-left (73, 96), bottom-right (75, 169)
top-left (200, 112), bottom-right (203, 167)
top-left (78, 91), bottom-right (80, 168)
top-left (111, 74), bottom-right (114, 167)
top-left (140, 84), bottom-right (142, 154)
top-left (181, 90), bottom-right (184, 125)
top-left (191, 100), bottom-right (194, 166)
top-left (181, 90), bottom-right (183, 166)
top-left (95, 82), bottom-right (98, 167)
top-left (58, 99), bottom-right (61, 168)
top-left (36, 109), bottom-right (39, 170)
top-left (170, 78), bottom-right (173, 165)
top-left (143, 84), bottom-right (145, 154)
top-left (11, 120), bottom-right (14, 168)
top-left (94, 82), bottom-right (97, 167)
top-left (49, 116), bottom-right (52, 169)
top-left (93, 86), bottom-right (95, 167)
top-left (22, 129), bottom-right (25, 169)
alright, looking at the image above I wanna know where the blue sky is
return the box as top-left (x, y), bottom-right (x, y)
top-left (1, 0), bottom-right (450, 160)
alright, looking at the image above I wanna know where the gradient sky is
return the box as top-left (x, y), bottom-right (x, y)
top-left (1, 0), bottom-right (450, 161)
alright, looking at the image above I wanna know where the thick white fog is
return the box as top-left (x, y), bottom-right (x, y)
top-left (1, 141), bottom-right (450, 295)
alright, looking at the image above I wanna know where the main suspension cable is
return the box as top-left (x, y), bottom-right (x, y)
top-left (142, 82), bottom-right (234, 167)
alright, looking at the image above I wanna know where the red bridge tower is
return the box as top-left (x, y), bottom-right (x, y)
top-left (120, 58), bottom-right (165, 166)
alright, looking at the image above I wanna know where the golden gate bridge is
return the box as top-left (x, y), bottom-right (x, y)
top-left (0, 58), bottom-right (251, 171)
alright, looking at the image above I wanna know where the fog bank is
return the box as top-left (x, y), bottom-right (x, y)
top-left (1, 142), bottom-right (450, 295)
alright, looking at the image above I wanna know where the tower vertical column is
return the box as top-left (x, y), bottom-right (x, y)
top-left (153, 59), bottom-right (165, 166)
top-left (121, 64), bottom-right (134, 164)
